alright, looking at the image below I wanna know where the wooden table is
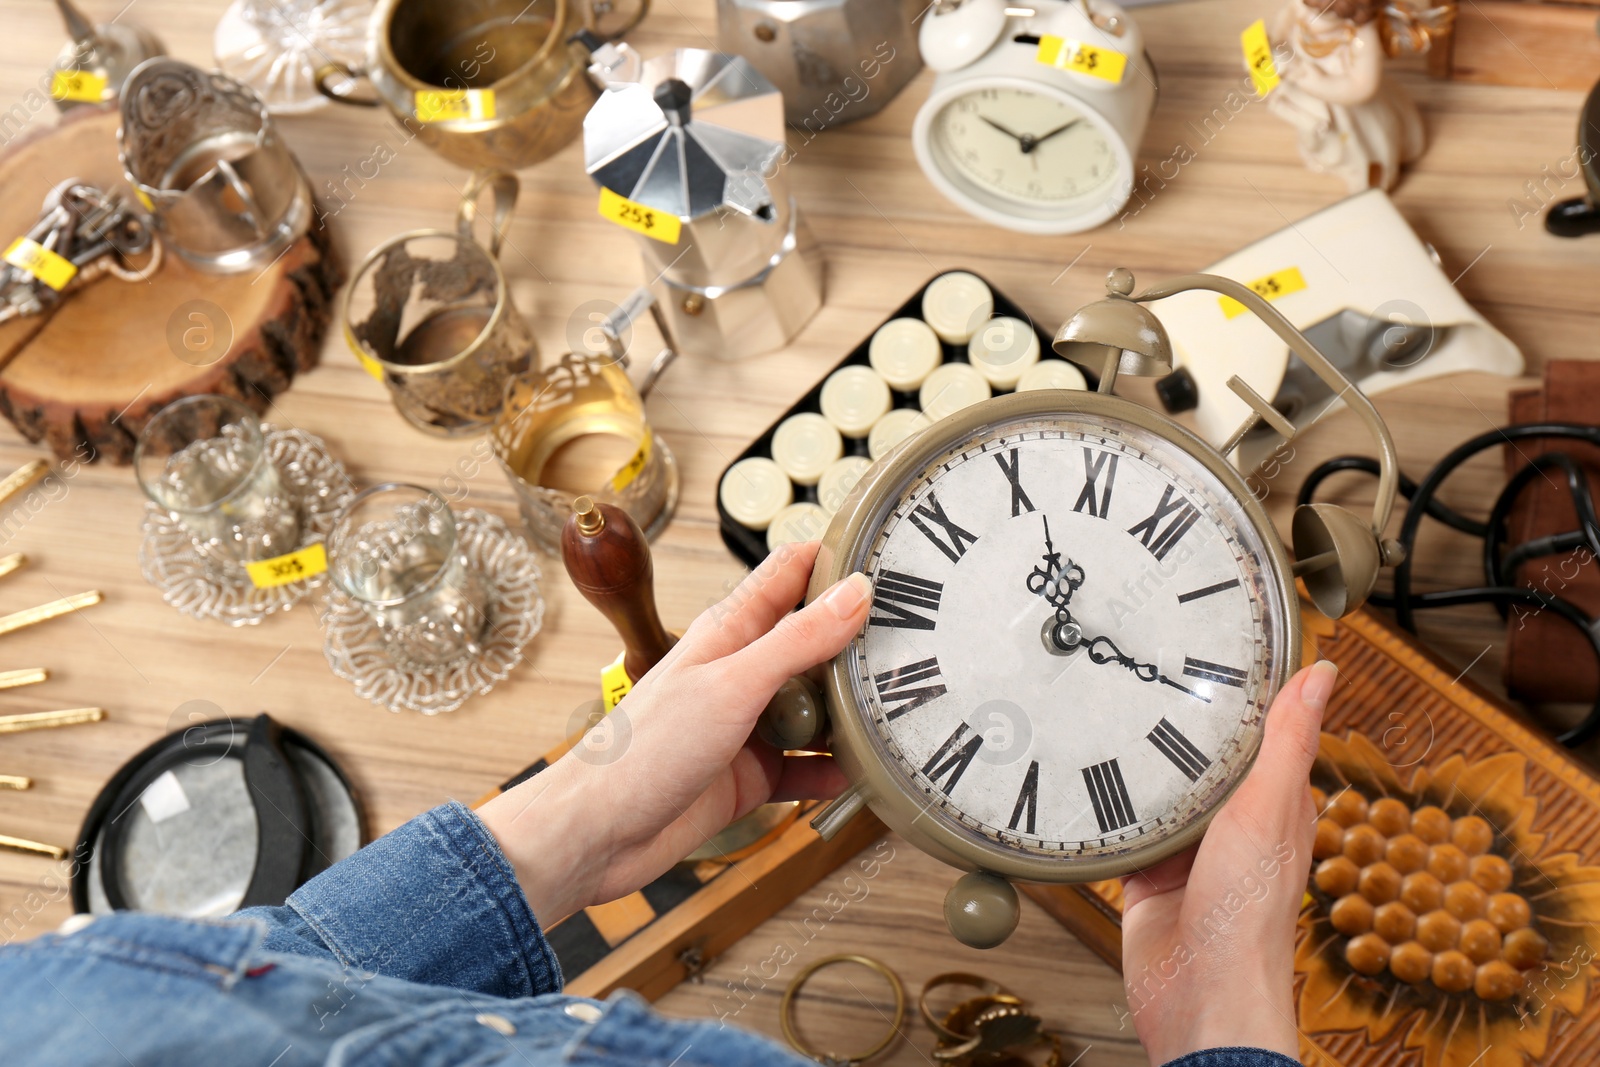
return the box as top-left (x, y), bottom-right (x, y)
top-left (0, 1), bottom-right (1592, 1063)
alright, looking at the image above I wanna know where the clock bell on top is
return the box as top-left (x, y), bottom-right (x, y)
top-left (1055, 267), bottom-right (1408, 619)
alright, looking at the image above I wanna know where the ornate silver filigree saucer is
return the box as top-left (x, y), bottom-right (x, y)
top-left (321, 509), bottom-right (544, 715)
top-left (139, 426), bottom-right (355, 625)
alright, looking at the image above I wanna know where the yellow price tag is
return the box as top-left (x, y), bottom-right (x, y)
top-left (4, 237), bottom-right (76, 291)
top-left (1037, 36), bottom-right (1127, 84)
top-left (1219, 267), bottom-right (1307, 319)
top-left (601, 652), bottom-right (632, 713)
top-left (610, 434), bottom-right (652, 493)
top-left (245, 543), bottom-right (328, 589)
top-left (414, 88), bottom-right (496, 123)
top-left (1242, 19), bottom-right (1280, 97)
top-left (598, 187), bottom-right (681, 245)
top-left (51, 69), bottom-right (107, 103)
top-left (354, 349), bottom-right (385, 381)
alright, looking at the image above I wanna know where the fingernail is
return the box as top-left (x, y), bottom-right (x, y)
top-left (1302, 660), bottom-right (1337, 714)
top-left (822, 572), bottom-right (873, 619)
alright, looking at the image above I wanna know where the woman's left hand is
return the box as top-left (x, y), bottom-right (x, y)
top-left (478, 541), bottom-right (872, 926)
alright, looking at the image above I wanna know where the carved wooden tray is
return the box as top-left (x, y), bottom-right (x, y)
top-left (1021, 604), bottom-right (1600, 1067)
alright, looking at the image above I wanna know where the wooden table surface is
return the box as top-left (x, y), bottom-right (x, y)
top-left (0, 1), bottom-right (1593, 1063)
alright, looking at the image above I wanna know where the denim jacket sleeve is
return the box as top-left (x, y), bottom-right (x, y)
top-left (237, 799), bottom-right (562, 999)
top-left (1163, 1049), bottom-right (1302, 1067)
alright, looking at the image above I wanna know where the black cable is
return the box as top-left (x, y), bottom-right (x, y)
top-left (1298, 423), bottom-right (1600, 747)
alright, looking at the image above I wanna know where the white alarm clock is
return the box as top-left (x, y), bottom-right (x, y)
top-left (912, 0), bottom-right (1157, 234)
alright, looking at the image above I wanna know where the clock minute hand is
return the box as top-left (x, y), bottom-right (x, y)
top-left (1082, 634), bottom-right (1211, 703)
top-left (1027, 118), bottom-right (1084, 151)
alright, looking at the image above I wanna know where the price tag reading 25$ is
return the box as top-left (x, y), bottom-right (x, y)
top-left (598, 188), bottom-right (681, 245)
top-left (245, 543), bottom-right (328, 589)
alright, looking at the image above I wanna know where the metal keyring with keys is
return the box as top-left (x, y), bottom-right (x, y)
top-left (781, 954), bottom-right (906, 1066)
top-left (1, 177), bottom-right (161, 326)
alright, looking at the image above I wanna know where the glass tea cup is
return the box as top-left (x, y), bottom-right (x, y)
top-left (492, 322), bottom-right (679, 554)
top-left (327, 484), bottom-right (491, 669)
top-left (134, 395), bottom-right (300, 570)
top-left (342, 169), bottom-right (537, 436)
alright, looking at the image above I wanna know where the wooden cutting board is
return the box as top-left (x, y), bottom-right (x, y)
top-left (0, 106), bottom-right (340, 463)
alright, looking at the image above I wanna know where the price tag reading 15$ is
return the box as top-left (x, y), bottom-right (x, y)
top-left (598, 188), bottom-right (681, 245)
top-left (1036, 35), bottom-right (1128, 84)
top-left (245, 543), bottom-right (328, 589)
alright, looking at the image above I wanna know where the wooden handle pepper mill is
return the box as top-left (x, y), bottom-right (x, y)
top-left (563, 495), bottom-right (827, 751)
top-left (562, 496), bottom-right (675, 683)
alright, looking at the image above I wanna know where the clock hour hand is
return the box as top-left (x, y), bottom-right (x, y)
top-left (979, 115), bottom-right (1036, 153)
top-left (1082, 634), bottom-right (1212, 703)
top-left (1026, 514), bottom-right (1084, 615)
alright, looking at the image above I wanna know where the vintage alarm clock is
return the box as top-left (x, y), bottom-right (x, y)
top-left (779, 268), bottom-right (1404, 947)
top-left (911, 0), bottom-right (1157, 234)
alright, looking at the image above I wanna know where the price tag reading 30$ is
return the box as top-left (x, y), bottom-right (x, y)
top-left (246, 543), bottom-right (328, 589)
top-left (1036, 35), bottom-right (1127, 84)
top-left (598, 188), bottom-right (681, 245)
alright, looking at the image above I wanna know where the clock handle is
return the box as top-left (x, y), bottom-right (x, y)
top-left (810, 782), bottom-right (868, 840)
top-left (945, 871), bottom-right (1021, 949)
top-left (562, 496), bottom-right (676, 683)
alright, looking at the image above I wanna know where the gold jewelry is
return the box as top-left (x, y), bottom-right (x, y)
top-left (918, 972), bottom-right (1017, 1041)
top-left (781, 954), bottom-right (906, 1066)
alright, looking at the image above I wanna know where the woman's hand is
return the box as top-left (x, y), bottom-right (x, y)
top-left (1119, 660), bottom-right (1336, 1066)
top-left (478, 541), bottom-right (871, 927)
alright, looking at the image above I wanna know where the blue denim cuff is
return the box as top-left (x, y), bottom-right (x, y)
top-left (286, 800), bottom-right (562, 999)
top-left (1162, 1050), bottom-right (1301, 1067)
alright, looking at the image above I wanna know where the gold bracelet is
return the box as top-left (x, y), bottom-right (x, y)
top-left (781, 954), bottom-right (906, 1066)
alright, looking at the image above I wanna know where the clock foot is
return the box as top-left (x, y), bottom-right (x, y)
top-left (757, 675), bottom-right (827, 750)
top-left (944, 871), bottom-right (1020, 949)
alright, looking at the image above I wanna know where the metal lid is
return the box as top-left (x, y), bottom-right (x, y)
top-left (584, 49), bottom-right (786, 221)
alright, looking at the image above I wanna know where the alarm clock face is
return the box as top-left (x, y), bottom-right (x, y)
top-left (829, 396), bottom-right (1293, 877)
top-left (930, 86), bottom-right (1118, 207)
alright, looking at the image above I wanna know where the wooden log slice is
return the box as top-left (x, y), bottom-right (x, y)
top-left (0, 107), bottom-right (342, 463)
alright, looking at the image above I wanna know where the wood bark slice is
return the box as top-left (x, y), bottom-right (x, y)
top-left (0, 106), bottom-right (341, 463)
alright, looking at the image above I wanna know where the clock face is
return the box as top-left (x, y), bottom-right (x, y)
top-left (930, 86), bottom-right (1118, 208)
top-left (844, 412), bottom-right (1288, 865)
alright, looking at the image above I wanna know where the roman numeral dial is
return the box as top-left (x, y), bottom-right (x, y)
top-left (995, 448), bottom-right (1034, 516)
top-left (871, 571), bottom-right (942, 630)
top-left (1148, 718), bottom-right (1211, 782)
top-left (1083, 758), bottom-right (1137, 834)
top-left (1127, 484), bottom-right (1201, 561)
top-left (854, 423), bottom-right (1283, 862)
top-left (923, 723), bottom-right (984, 795)
top-left (1074, 448), bottom-right (1118, 518)
top-left (909, 490), bottom-right (978, 563)
top-left (874, 657), bottom-right (946, 719)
